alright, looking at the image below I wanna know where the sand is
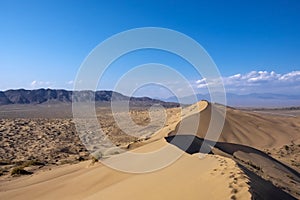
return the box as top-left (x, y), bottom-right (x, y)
top-left (0, 147), bottom-right (250, 200)
top-left (170, 102), bottom-right (300, 149)
top-left (168, 102), bottom-right (300, 198)
top-left (0, 100), bottom-right (299, 199)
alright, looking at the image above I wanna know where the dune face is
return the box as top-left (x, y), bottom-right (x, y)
top-left (168, 102), bottom-right (300, 199)
top-left (170, 103), bottom-right (300, 149)
top-left (0, 144), bottom-right (251, 200)
top-left (0, 100), bottom-right (299, 199)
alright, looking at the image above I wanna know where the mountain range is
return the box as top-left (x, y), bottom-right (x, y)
top-left (0, 89), bottom-right (179, 107)
top-left (0, 89), bottom-right (299, 108)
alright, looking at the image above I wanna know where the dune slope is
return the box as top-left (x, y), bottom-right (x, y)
top-left (0, 140), bottom-right (251, 200)
top-left (170, 102), bottom-right (300, 149)
top-left (168, 102), bottom-right (300, 198)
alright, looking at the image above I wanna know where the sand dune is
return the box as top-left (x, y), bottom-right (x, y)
top-left (0, 142), bottom-right (251, 200)
top-left (170, 102), bottom-right (300, 149)
top-left (1, 100), bottom-right (299, 199)
top-left (168, 102), bottom-right (300, 198)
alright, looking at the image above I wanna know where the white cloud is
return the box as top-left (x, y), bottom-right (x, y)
top-left (196, 78), bottom-right (207, 88)
top-left (229, 73), bottom-right (242, 80)
top-left (195, 70), bottom-right (300, 94)
top-left (279, 71), bottom-right (300, 81)
top-left (67, 80), bottom-right (74, 85)
top-left (30, 80), bottom-right (37, 87)
top-left (30, 80), bottom-right (53, 88)
top-left (196, 78), bottom-right (206, 84)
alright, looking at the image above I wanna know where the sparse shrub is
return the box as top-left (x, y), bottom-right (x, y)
top-left (11, 166), bottom-right (32, 176)
top-left (284, 145), bottom-right (289, 151)
top-left (78, 156), bottom-right (85, 161)
top-left (0, 160), bottom-right (10, 165)
top-left (10, 160), bottom-right (44, 176)
top-left (59, 160), bottom-right (73, 165)
top-left (91, 156), bottom-right (99, 164)
top-left (91, 151), bottom-right (102, 161)
top-left (22, 160), bottom-right (45, 167)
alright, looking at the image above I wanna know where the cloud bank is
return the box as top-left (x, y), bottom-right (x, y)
top-left (196, 70), bottom-right (300, 94)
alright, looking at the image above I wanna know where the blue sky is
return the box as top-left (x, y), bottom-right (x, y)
top-left (1, 0), bottom-right (300, 97)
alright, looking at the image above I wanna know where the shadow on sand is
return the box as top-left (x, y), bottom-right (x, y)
top-left (165, 135), bottom-right (299, 200)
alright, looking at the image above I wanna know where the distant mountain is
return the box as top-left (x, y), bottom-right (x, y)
top-left (2, 89), bottom-right (299, 108)
top-left (0, 91), bottom-right (12, 105)
top-left (0, 89), bottom-right (179, 108)
top-left (162, 93), bottom-right (300, 108)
